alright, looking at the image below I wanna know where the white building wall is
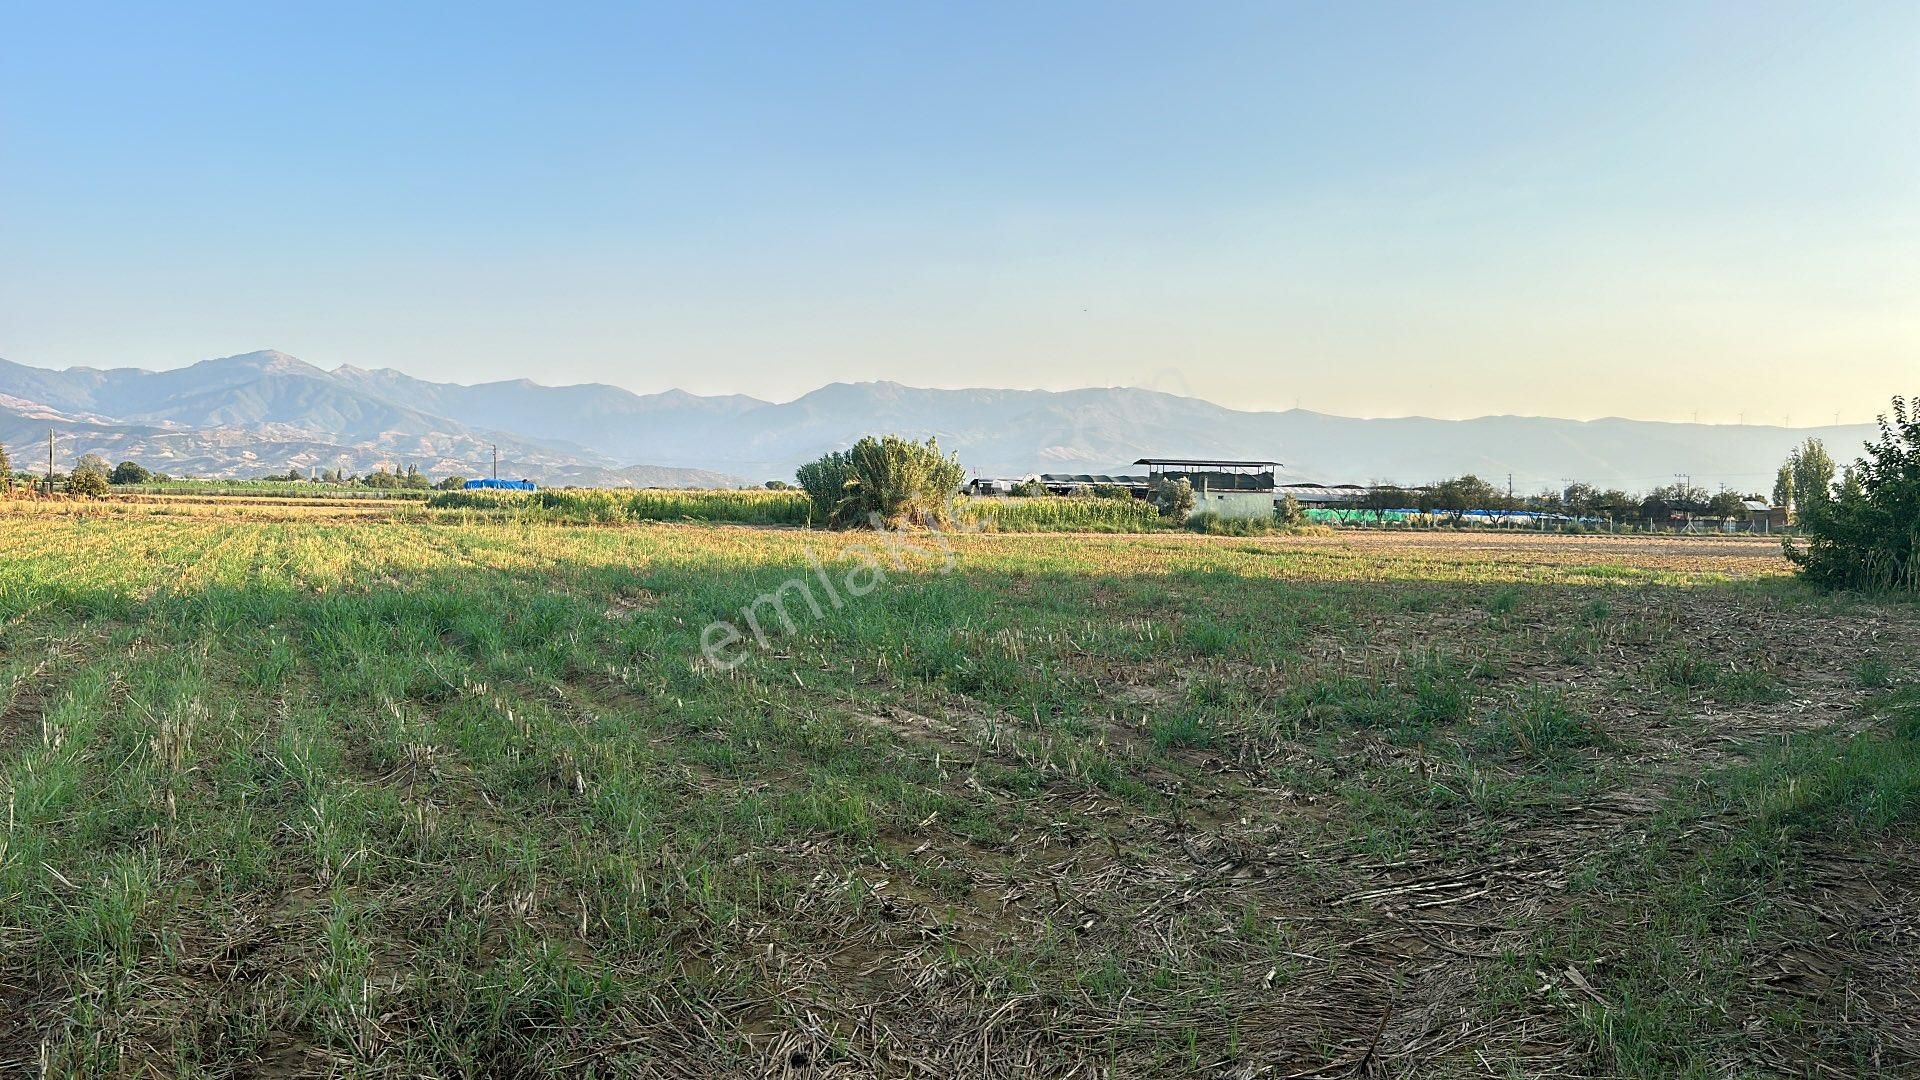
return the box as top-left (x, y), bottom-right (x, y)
top-left (1193, 491), bottom-right (1274, 520)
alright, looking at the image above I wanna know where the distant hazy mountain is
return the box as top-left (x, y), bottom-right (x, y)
top-left (0, 350), bottom-right (1885, 491)
top-left (606, 380), bottom-right (1878, 492)
top-left (0, 351), bottom-right (741, 486)
top-left (329, 365), bottom-right (766, 462)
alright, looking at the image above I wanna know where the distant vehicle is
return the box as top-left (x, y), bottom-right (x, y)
top-left (464, 478), bottom-right (537, 491)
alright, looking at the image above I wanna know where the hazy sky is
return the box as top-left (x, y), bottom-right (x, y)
top-left (2, 2), bottom-right (1914, 422)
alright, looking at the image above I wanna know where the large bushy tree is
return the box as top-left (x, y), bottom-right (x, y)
top-left (110, 460), bottom-right (152, 485)
top-left (67, 464), bottom-right (108, 498)
top-left (1786, 397), bottom-right (1920, 592)
top-left (795, 435), bottom-right (965, 528)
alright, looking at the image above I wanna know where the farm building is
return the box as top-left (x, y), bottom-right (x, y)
top-left (465, 478), bottom-right (538, 491)
top-left (1743, 498), bottom-right (1789, 533)
top-left (1036, 473), bottom-right (1149, 495)
top-left (1278, 482), bottom-right (1368, 507)
top-left (1135, 458), bottom-right (1280, 520)
top-left (963, 473), bottom-right (1150, 497)
top-left (968, 460), bottom-right (1408, 524)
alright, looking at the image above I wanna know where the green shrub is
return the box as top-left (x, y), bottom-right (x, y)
top-left (795, 449), bottom-right (853, 521)
top-left (1276, 493), bottom-right (1304, 528)
top-left (1149, 477), bottom-right (1195, 520)
top-left (796, 435), bottom-right (965, 528)
top-left (1787, 395), bottom-right (1920, 591)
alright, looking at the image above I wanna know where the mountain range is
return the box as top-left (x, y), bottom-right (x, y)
top-left (0, 349), bottom-right (1882, 493)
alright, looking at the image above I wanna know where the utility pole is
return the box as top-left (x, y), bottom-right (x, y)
top-left (491, 444), bottom-right (499, 480)
top-left (46, 428), bottom-right (54, 492)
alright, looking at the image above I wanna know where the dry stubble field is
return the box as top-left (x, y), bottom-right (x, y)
top-left (1, 501), bottom-right (1916, 1078)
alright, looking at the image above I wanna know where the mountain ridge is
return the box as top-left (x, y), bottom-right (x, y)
top-left (0, 350), bottom-right (1883, 491)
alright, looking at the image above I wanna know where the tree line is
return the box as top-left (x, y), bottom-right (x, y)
top-left (0, 451), bottom-right (168, 496)
top-left (1349, 475), bottom-right (1756, 526)
top-left (0, 448), bottom-right (476, 496)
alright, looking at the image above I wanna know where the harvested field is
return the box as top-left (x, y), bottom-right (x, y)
top-left (0, 506), bottom-right (1915, 1077)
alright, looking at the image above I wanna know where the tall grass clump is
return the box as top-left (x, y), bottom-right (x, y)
top-left (795, 435), bottom-right (965, 528)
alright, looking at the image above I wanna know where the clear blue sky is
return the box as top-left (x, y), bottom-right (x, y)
top-left (2, 1), bottom-right (1914, 422)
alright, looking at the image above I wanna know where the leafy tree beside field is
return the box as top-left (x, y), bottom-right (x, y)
top-left (110, 460), bottom-right (152, 485)
top-left (66, 462), bottom-right (108, 497)
top-left (1706, 490), bottom-right (1749, 520)
top-left (1787, 396), bottom-right (1920, 592)
top-left (1784, 437), bottom-right (1836, 516)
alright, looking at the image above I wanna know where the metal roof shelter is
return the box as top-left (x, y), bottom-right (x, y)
top-left (1039, 473), bottom-right (1148, 486)
top-left (1134, 458), bottom-right (1281, 492)
top-left (1133, 459), bottom-right (1281, 469)
top-left (1279, 482), bottom-right (1366, 506)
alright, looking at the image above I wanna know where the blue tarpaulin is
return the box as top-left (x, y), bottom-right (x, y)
top-left (464, 478), bottom-right (538, 491)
